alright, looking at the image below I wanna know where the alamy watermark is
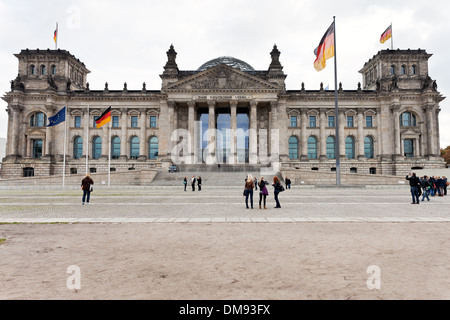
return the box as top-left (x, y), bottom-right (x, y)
top-left (366, 265), bottom-right (381, 290)
top-left (67, 265), bottom-right (81, 291)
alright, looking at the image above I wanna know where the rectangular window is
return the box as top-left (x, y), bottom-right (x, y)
top-left (131, 116), bottom-right (138, 128)
top-left (404, 139), bottom-right (414, 158)
top-left (366, 115), bottom-right (373, 127)
top-left (74, 116), bottom-right (81, 128)
top-left (112, 116), bottom-right (119, 128)
top-left (328, 116), bottom-right (335, 128)
top-left (347, 116), bottom-right (354, 128)
top-left (290, 116), bottom-right (297, 127)
top-left (93, 116), bottom-right (99, 127)
top-left (309, 116), bottom-right (316, 128)
top-left (150, 116), bottom-right (157, 128)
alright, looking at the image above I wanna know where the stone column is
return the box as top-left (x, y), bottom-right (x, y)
top-left (229, 100), bottom-right (237, 164)
top-left (207, 100), bottom-right (216, 162)
top-left (376, 107), bottom-right (383, 159)
top-left (120, 108), bottom-right (128, 160)
top-left (357, 108), bottom-right (365, 159)
top-left (392, 104), bottom-right (401, 156)
top-left (249, 100), bottom-right (258, 164)
top-left (139, 108), bottom-right (147, 160)
top-left (167, 101), bottom-right (175, 156)
top-left (319, 108), bottom-right (327, 160)
top-left (425, 104), bottom-right (435, 156)
top-left (415, 138), bottom-right (420, 158)
top-left (188, 100), bottom-right (196, 162)
top-left (10, 105), bottom-right (22, 156)
top-left (5, 108), bottom-right (12, 156)
top-left (338, 109), bottom-right (345, 159)
top-left (300, 109), bottom-right (308, 160)
top-left (26, 138), bottom-right (31, 158)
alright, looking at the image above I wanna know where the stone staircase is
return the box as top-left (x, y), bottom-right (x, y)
top-left (151, 164), bottom-right (281, 187)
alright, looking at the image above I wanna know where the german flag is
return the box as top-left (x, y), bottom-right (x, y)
top-left (380, 24), bottom-right (392, 44)
top-left (313, 21), bottom-right (335, 72)
top-left (54, 23), bottom-right (58, 43)
top-left (95, 107), bottom-right (111, 128)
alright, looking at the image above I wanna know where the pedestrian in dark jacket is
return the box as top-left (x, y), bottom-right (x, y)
top-left (183, 177), bottom-right (187, 191)
top-left (406, 173), bottom-right (420, 204)
top-left (443, 176), bottom-right (448, 196)
top-left (258, 177), bottom-right (269, 209)
top-left (436, 177), bottom-right (444, 196)
top-left (272, 176), bottom-right (282, 208)
top-left (81, 174), bottom-right (94, 205)
top-left (420, 176), bottom-right (430, 202)
top-left (198, 176), bottom-right (202, 191)
top-left (285, 177), bottom-right (291, 189)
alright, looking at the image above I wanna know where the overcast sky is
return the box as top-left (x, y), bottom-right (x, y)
top-left (0, 0), bottom-right (449, 148)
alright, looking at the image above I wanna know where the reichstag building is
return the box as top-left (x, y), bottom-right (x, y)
top-left (1, 45), bottom-right (446, 179)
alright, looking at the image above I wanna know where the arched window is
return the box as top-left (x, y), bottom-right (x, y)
top-left (51, 65), bottom-right (57, 75)
top-left (364, 136), bottom-right (374, 159)
top-left (411, 65), bottom-right (417, 75)
top-left (288, 136), bottom-right (299, 160)
top-left (401, 65), bottom-right (406, 75)
top-left (149, 136), bottom-right (159, 159)
top-left (390, 65), bottom-right (396, 75)
top-left (345, 136), bottom-right (355, 159)
top-left (400, 112), bottom-right (417, 127)
top-left (30, 112), bottom-right (47, 127)
top-left (73, 136), bottom-right (83, 159)
top-left (326, 136), bottom-right (336, 159)
top-left (130, 136), bottom-right (140, 159)
top-left (40, 65), bottom-right (47, 75)
top-left (307, 136), bottom-right (317, 159)
top-left (92, 136), bottom-right (102, 159)
top-left (30, 65), bottom-right (36, 75)
top-left (111, 136), bottom-right (121, 159)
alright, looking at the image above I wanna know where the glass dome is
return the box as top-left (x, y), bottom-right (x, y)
top-left (197, 56), bottom-right (255, 72)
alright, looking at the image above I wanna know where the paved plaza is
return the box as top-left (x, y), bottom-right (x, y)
top-left (0, 186), bottom-right (449, 223)
top-left (0, 186), bottom-right (449, 300)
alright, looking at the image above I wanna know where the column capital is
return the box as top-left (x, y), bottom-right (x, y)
top-left (139, 107), bottom-right (147, 114)
top-left (10, 104), bottom-right (23, 113)
top-left (120, 108), bottom-right (128, 114)
top-left (207, 100), bottom-right (216, 108)
top-left (229, 100), bottom-right (238, 108)
top-left (250, 100), bottom-right (259, 107)
top-left (167, 100), bottom-right (176, 108)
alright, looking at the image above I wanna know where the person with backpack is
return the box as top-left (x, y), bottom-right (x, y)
top-left (420, 176), bottom-right (431, 202)
top-left (272, 176), bottom-right (284, 208)
top-left (183, 177), bottom-right (187, 191)
top-left (258, 177), bottom-right (269, 209)
top-left (81, 174), bottom-right (94, 205)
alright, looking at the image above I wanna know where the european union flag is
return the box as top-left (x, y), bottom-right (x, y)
top-left (47, 106), bottom-right (66, 127)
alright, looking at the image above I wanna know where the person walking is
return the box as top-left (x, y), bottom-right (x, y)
top-left (183, 177), bottom-right (187, 192)
top-left (254, 177), bottom-right (258, 191)
top-left (191, 176), bottom-right (196, 191)
top-left (272, 176), bottom-right (283, 208)
top-left (420, 176), bottom-right (430, 202)
top-left (285, 177), bottom-right (291, 189)
top-left (258, 177), bottom-right (269, 209)
top-left (443, 176), bottom-right (448, 196)
top-left (198, 176), bottom-right (202, 191)
top-left (244, 174), bottom-right (255, 209)
top-left (81, 174), bottom-right (94, 205)
top-left (406, 172), bottom-right (421, 204)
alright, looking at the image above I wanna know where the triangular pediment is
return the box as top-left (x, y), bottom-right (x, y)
top-left (25, 128), bottom-right (46, 139)
top-left (164, 64), bottom-right (281, 91)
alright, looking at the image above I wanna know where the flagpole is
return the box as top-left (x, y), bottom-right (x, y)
top-left (333, 16), bottom-right (341, 186)
top-left (55, 22), bottom-right (58, 50)
top-left (391, 22), bottom-right (393, 50)
top-left (86, 104), bottom-right (89, 175)
top-left (108, 118), bottom-right (111, 187)
top-left (62, 106), bottom-right (67, 188)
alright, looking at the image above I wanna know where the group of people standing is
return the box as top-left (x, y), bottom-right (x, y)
top-left (406, 173), bottom-right (448, 204)
top-left (183, 176), bottom-right (202, 191)
top-left (244, 174), bottom-right (285, 209)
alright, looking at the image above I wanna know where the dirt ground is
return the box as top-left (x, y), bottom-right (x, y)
top-left (0, 222), bottom-right (449, 300)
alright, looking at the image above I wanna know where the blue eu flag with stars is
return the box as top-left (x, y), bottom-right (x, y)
top-left (47, 106), bottom-right (66, 127)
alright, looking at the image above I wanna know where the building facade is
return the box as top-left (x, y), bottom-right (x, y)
top-left (1, 45), bottom-right (446, 179)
